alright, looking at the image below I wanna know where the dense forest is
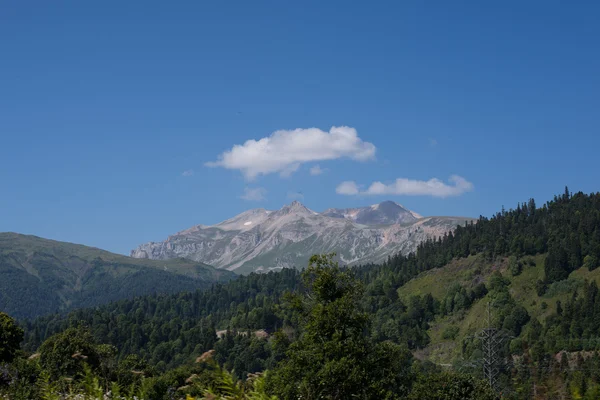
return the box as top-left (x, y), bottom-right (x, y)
top-left (0, 255), bottom-right (496, 400)
top-left (356, 187), bottom-right (600, 287)
top-left (2, 189), bottom-right (600, 399)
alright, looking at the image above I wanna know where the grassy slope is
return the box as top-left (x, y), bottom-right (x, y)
top-left (0, 232), bottom-right (226, 276)
top-left (398, 253), bottom-right (600, 364)
top-left (0, 232), bottom-right (235, 319)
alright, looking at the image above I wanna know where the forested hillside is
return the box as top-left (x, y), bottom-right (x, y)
top-left (22, 268), bottom-right (302, 370)
top-left (3, 189), bottom-right (600, 399)
top-left (356, 187), bottom-right (600, 287)
top-left (2, 256), bottom-right (497, 400)
top-left (0, 233), bottom-right (234, 319)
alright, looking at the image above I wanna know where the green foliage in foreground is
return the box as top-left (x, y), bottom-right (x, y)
top-left (0, 312), bottom-right (23, 364)
top-left (31, 360), bottom-right (277, 400)
top-left (265, 254), bottom-right (414, 399)
top-left (1, 257), bottom-right (499, 399)
top-left (407, 372), bottom-right (497, 400)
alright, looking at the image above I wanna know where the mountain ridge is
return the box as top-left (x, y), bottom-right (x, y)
top-left (0, 232), bottom-right (234, 319)
top-left (131, 201), bottom-right (474, 273)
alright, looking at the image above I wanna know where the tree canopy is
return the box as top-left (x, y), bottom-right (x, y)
top-left (266, 254), bottom-right (414, 400)
top-left (0, 312), bottom-right (23, 364)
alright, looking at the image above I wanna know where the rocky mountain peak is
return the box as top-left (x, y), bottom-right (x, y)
top-left (373, 200), bottom-right (409, 214)
top-left (130, 200), bottom-right (471, 273)
top-left (321, 201), bottom-right (421, 225)
top-left (377, 200), bottom-right (404, 208)
top-left (276, 200), bottom-right (314, 216)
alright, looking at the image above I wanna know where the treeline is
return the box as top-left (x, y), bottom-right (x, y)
top-left (22, 268), bottom-right (302, 371)
top-left (523, 280), bottom-right (600, 356)
top-left (356, 188), bottom-right (600, 288)
top-left (493, 279), bottom-right (600, 398)
top-left (1, 256), bottom-right (497, 399)
top-left (22, 265), bottom-right (443, 376)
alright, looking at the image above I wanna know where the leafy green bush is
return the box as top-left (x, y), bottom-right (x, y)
top-left (522, 256), bottom-right (536, 267)
top-left (38, 327), bottom-right (101, 381)
top-left (544, 277), bottom-right (583, 298)
top-left (535, 279), bottom-right (547, 296)
top-left (442, 325), bottom-right (460, 340)
top-left (408, 372), bottom-right (498, 400)
top-left (584, 255), bottom-right (599, 271)
top-left (508, 256), bottom-right (523, 276)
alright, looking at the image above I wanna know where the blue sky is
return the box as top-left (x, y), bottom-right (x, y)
top-left (1, 1), bottom-right (599, 255)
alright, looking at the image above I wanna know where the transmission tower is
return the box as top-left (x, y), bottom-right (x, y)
top-left (475, 302), bottom-right (510, 391)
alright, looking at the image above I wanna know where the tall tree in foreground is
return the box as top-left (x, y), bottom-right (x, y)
top-left (38, 326), bottom-right (103, 381)
top-left (0, 312), bottom-right (23, 364)
top-left (266, 254), bottom-right (414, 400)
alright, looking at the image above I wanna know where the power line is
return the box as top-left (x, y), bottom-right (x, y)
top-left (473, 301), bottom-right (513, 392)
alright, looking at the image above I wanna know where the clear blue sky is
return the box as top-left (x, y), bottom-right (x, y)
top-left (1, 1), bottom-right (599, 255)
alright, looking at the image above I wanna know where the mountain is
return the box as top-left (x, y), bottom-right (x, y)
top-left (131, 200), bottom-right (473, 274)
top-left (0, 232), bottom-right (234, 319)
top-left (322, 200), bottom-right (422, 225)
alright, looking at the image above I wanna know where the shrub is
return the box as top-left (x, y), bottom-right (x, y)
top-left (408, 372), bottom-right (498, 400)
top-left (508, 256), bottom-right (523, 277)
top-left (442, 326), bottom-right (460, 340)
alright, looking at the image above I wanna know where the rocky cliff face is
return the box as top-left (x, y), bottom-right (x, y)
top-left (131, 201), bottom-right (473, 274)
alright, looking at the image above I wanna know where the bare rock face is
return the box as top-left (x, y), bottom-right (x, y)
top-left (322, 200), bottom-right (423, 225)
top-left (131, 201), bottom-right (473, 274)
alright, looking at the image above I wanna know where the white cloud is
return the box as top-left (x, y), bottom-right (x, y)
top-left (206, 126), bottom-right (376, 180)
top-left (280, 163), bottom-right (301, 178)
top-left (336, 181), bottom-right (360, 195)
top-left (241, 187), bottom-right (267, 201)
top-left (337, 175), bottom-right (474, 198)
top-left (309, 165), bottom-right (326, 176)
top-left (182, 169), bottom-right (194, 177)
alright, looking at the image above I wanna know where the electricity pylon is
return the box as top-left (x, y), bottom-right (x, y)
top-left (475, 301), bottom-right (512, 392)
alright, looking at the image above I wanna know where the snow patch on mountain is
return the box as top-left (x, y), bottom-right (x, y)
top-left (131, 201), bottom-right (473, 274)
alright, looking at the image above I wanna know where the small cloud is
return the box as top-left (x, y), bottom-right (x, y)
top-left (309, 165), bottom-right (326, 176)
top-left (429, 138), bottom-right (438, 146)
top-left (336, 181), bottom-right (360, 195)
top-left (287, 191), bottom-right (305, 201)
top-left (241, 187), bottom-right (267, 201)
top-left (206, 126), bottom-right (376, 180)
top-left (182, 169), bottom-right (194, 177)
top-left (337, 175), bottom-right (474, 198)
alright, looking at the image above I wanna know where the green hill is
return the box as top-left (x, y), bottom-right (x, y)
top-left (0, 232), bottom-right (235, 319)
top-left (398, 253), bottom-right (600, 365)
